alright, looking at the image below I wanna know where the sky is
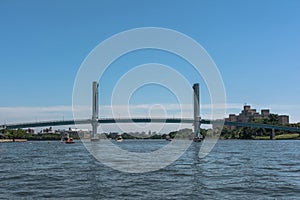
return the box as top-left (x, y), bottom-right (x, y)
top-left (0, 0), bottom-right (300, 132)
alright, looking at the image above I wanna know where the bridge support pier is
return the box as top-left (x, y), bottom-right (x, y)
top-left (193, 83), bottom-right (201, 137)
top-left (270, 128), bottom-right (275, 140)
top-left (91, 81), bottom-right (99, 140)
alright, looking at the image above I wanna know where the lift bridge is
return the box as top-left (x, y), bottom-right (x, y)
top-left (1, 82), bottom-right (299, 139)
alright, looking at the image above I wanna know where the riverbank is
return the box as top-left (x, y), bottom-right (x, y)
top-left (220, 133), bottom-right (300, 140)
top-left (0, 139), bottom-right (27, 143)
top-left (253, 133), bottom-right (300, 140)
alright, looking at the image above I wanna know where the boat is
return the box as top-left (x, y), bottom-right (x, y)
top-left (116, 134), bottom-right (123, 142)
top-left (61, 132), bottom-right (75, 144)
top-left (193, 136), bottom-right (203, 142)
top-left (165, 135), bottom-right (172, 141)
top-left (65, 137), bottom-right (75, 144)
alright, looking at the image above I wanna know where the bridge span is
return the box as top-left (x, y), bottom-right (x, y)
top-left (2, 118), bottom-right (300, 133)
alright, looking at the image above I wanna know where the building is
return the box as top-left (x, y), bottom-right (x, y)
top-left (225, 104), bottom-right (289, 129)
top-left (261, 109), bottom-right (270, 118)
top-left (278, 115), bottom-right (289, 125)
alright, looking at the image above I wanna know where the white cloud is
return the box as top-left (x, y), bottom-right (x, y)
top-left (0, 106), bottom-right (74, 124)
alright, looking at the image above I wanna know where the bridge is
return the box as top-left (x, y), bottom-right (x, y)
top-left (3, 118), bottom-right (300, 132)
top-left (1, 82), bottom-right (300, 139)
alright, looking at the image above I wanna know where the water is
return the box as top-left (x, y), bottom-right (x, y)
top-left (1, 140), bottom-right (300, 199)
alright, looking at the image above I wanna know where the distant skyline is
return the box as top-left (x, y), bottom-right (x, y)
top-left (1, 0), bottom-right (300, 130)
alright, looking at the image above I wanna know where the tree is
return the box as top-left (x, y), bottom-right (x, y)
top-left (269, 114), bottom-right (279, 124)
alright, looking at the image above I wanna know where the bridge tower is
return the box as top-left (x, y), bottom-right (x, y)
top-left (91, 81), bottom-right (99, 140)
top-left (193, 83), bottom-right (201, 137)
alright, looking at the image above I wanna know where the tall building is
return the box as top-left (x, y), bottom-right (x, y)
top-left (278, 115), bottom-right (289, 125)
top-left (225, 104), bottom-right (289, 129)
top-left (261, 109), bottom-right (270, 118)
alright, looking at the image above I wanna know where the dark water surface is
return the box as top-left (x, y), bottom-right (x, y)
top-left (0, 140), bottom-right (300, 199)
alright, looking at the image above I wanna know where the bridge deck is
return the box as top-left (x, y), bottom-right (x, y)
top-left (1, 118), bottom-right (299, 132)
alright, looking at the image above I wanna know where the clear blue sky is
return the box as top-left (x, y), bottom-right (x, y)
top-left (1, 0), bottom-right (300, 124)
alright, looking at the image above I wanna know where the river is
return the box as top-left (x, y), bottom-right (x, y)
top-left (0, 140), bottom-right (299, 199)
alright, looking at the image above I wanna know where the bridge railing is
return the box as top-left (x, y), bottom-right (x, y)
top-left (4, 119), bottom-right (90, 129)
top-left (98, 117), bottom-right (194, 124)
top-left (1, 118), bottom-right (300, 133)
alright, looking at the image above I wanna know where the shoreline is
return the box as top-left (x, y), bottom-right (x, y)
top-left (1, 137), bottom-right (300, 142)
top-left (0, 139), bottom-right (27, 143)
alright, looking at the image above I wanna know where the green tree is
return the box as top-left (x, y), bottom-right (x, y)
top-left (269, 114), bottom-right (279, 124)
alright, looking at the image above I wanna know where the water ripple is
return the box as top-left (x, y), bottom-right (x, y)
top-left (0, 140), bottom-right (300, 199)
